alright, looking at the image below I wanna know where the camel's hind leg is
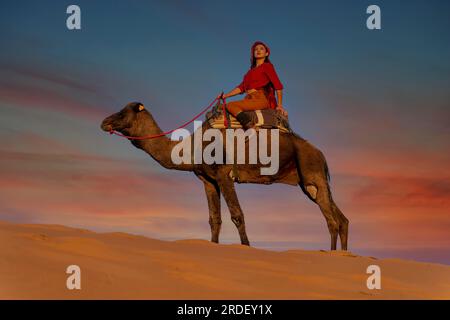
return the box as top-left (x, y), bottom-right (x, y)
top-left (330, 198), bottom-right (349, 250)
top-left (303, 182), bottom-right (349, 250)
top-left (303, 182), bottom-right (340, 250)
top-left (293, 136), bottom-right (348, 250)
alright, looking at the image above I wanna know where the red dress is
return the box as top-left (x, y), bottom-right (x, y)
top-left (236, 61), bottom-right (284, 109)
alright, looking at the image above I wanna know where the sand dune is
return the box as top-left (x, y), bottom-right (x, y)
top-left (0, 220), bottom-right (449, 299)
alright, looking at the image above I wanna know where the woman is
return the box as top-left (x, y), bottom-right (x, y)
top-left (219, 41), bottom-right (287, 130)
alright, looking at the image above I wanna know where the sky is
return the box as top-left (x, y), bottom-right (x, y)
top-left (0, 0), bottom-right (449, 264)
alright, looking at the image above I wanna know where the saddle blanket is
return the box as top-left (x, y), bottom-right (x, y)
top-left (206, 108), bottom-right (291, 133)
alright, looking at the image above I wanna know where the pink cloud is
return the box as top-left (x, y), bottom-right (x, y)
top-left (0, 63), bottom-right (98, 93)
top-left (351, 174), bottom-right (450, 208)
top-left (0, 81), bottom-right (105, 122)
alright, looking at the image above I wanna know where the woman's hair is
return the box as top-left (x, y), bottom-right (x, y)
top-left (250, 41), bottom-right (275, 96)
top-left (250, 41), bottom-right (272, 68)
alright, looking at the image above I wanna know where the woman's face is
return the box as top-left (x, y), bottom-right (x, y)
top-left (253, 44), bottom-right (268, 60)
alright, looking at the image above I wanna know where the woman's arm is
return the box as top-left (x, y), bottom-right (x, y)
top-left (275, 89), bottom-right (288, 116)
top-left (264, 64), bottom-right (287, 115)
top-left (217, 87), bottom-right (242, 99)
top-left (265, 64), bottom-right (284, 91)
top-left (223, 87), bottom-right (242, 99)
top-left (276, 89), bottom-right (283, 107)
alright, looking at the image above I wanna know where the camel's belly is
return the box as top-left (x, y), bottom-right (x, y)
top-left (228, 160), bottom-right (300, 186)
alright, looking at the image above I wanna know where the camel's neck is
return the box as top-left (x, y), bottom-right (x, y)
top-left (130, 112), bottom-right (194, 171)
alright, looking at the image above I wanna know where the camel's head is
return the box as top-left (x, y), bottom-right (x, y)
top-left (101, 102), bottom-right (147, 134)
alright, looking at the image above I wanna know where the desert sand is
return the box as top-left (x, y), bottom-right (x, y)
top-left (0, 220), bottom-right (449, 299)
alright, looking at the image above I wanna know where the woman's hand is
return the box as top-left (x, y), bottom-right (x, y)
top-left (276, 105), bottom-right (288, 117)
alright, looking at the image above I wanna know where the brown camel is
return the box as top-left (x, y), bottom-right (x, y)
top-left (100, 102), bottom-right (349, 250)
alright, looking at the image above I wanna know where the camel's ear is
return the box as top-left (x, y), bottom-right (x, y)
top-left (134, 103), bottom-right (145, 112)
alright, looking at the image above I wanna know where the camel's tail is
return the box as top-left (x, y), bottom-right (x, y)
top-left (324, 157), bottom-right (331, 183)
top-left (317, 147), bottom-right (331, 183)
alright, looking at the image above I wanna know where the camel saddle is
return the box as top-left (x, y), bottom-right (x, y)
top-left (206, 106), bottom-right (292, 134)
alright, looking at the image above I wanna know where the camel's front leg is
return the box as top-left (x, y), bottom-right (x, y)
top-left (216, 173), bottom-right (250, 246)
top-left (199, 176), bottom-right (222, 243)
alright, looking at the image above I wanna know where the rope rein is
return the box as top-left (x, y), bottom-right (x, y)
top-left (109, 95), bottom-right (228, 140)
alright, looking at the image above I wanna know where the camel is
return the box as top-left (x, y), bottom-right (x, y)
top-left (100, 102), bottom-right (349, 250)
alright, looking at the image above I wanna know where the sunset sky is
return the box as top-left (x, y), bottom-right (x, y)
top-left (0, 0), bottom-right (449, 264)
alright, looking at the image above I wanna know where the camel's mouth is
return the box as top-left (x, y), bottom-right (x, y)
top-left (101, 117), bottom-right (115, 132)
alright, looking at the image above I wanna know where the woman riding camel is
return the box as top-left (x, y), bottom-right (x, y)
top-left (218, 40), bottom-right (287, 130)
